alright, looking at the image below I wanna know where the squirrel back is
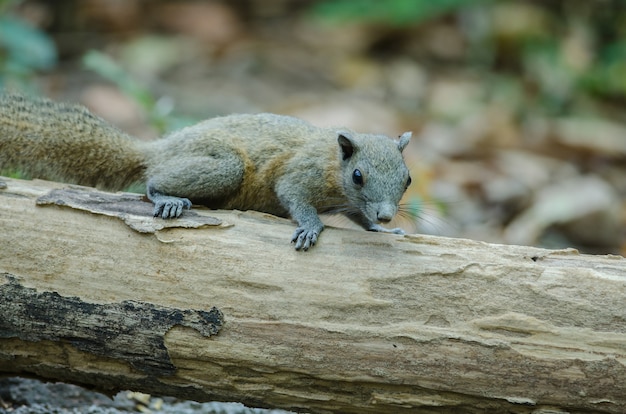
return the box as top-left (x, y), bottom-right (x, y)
top-left (0, 94), bottom-right (146, 190)
top-left (149, 113), bottom-right (341, 216)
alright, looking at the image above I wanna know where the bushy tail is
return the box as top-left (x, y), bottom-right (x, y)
top-left (0, 94), bottom-right (147, 190)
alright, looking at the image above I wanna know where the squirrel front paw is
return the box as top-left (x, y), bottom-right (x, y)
top-left (368, 223), bottom-right (405, 235)
top-left (152, 196), bottom-right (192, 219)
top-left (291, 226), bottom-right (321, 251)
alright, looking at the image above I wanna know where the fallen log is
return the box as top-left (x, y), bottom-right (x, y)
top-left (0, 176), bottom-right (625, 414)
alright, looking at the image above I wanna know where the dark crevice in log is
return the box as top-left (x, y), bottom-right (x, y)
top-left (0, 274), bottom-right (223, 376)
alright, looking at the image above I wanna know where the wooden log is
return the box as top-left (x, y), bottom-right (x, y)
top-left (0, 176), bottom-right (625, 413)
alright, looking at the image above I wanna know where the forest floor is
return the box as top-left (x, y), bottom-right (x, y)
top-left (0, 378), bottom-right (290, 414)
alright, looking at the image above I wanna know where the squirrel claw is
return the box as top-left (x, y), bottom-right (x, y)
top-left (291, 227), bottom-right (319, 251)
top-left (152, 197), bottom-right (192, 219)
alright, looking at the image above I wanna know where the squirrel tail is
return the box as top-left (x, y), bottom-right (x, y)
top-left (0, 94), bottom-right (147, 190)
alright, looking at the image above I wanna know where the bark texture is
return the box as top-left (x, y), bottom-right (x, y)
top-left (0, 177), bottom-right (625, 414)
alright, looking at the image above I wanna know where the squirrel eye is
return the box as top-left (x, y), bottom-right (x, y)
top-left (352, 169), bottom-right (363, 185)
top-left (406, 176), bottom-right (412, 188)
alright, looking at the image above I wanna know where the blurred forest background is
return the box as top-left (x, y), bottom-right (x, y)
top-left (1, 0), bottom-right (626, 255)
top-left (1, 1), bottom-right (626, 412)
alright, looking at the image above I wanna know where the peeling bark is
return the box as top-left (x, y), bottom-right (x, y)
top-left (0, 177), bottom-right (625, 413)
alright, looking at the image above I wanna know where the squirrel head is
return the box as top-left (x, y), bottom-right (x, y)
top-left (337, 130), bottom-right (412, 225)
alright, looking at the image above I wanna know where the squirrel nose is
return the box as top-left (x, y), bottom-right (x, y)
top-left (377, 211), bottom-right (393, 223)
top-left (375, 204), bottom-right (396, 223)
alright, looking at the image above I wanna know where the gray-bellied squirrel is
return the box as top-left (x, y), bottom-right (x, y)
top-left (0, 94), bottom-right (412, 250)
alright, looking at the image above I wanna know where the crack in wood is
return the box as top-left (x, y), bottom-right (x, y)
top-left (0, 273), bottom-right (223, 376)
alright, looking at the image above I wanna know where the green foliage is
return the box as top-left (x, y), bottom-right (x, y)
top-left (583, 42), bottom-right (626, 98)
top-left (0, 0), bottom-right (57, 91)
top-left (83, 50), bottom-right (196, 134)
top-left (0, 169), bottom-right (28, 179)
top-left (312, 0), bottom-right (626, 115)
top-left (517, 25), bottom-right (626, 112)
top-left (312, 0), bottom-right (488, 26)
top-left (82, 51), bottom-right (154, 112)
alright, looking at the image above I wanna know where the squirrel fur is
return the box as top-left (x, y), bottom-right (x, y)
top-left (0, 94), bottom-right (412, 250)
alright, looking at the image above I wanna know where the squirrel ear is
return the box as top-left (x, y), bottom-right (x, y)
top-left (337, 131), bottom-right (356, 160)
top-left (397, 131), bottom-right (412, 152)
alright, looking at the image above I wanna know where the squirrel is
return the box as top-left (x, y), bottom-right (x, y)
top-left (0, 94), bottom-right (412, 250)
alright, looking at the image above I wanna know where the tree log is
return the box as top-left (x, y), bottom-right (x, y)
top-left (0, 176), bottom-right (625, 414)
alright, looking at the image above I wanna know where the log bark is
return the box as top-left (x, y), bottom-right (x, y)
top-left (0, 176), bottom-right (625, 414)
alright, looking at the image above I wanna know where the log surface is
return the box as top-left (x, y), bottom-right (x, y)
top-left (0, 177), bottom-right (625, 413)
